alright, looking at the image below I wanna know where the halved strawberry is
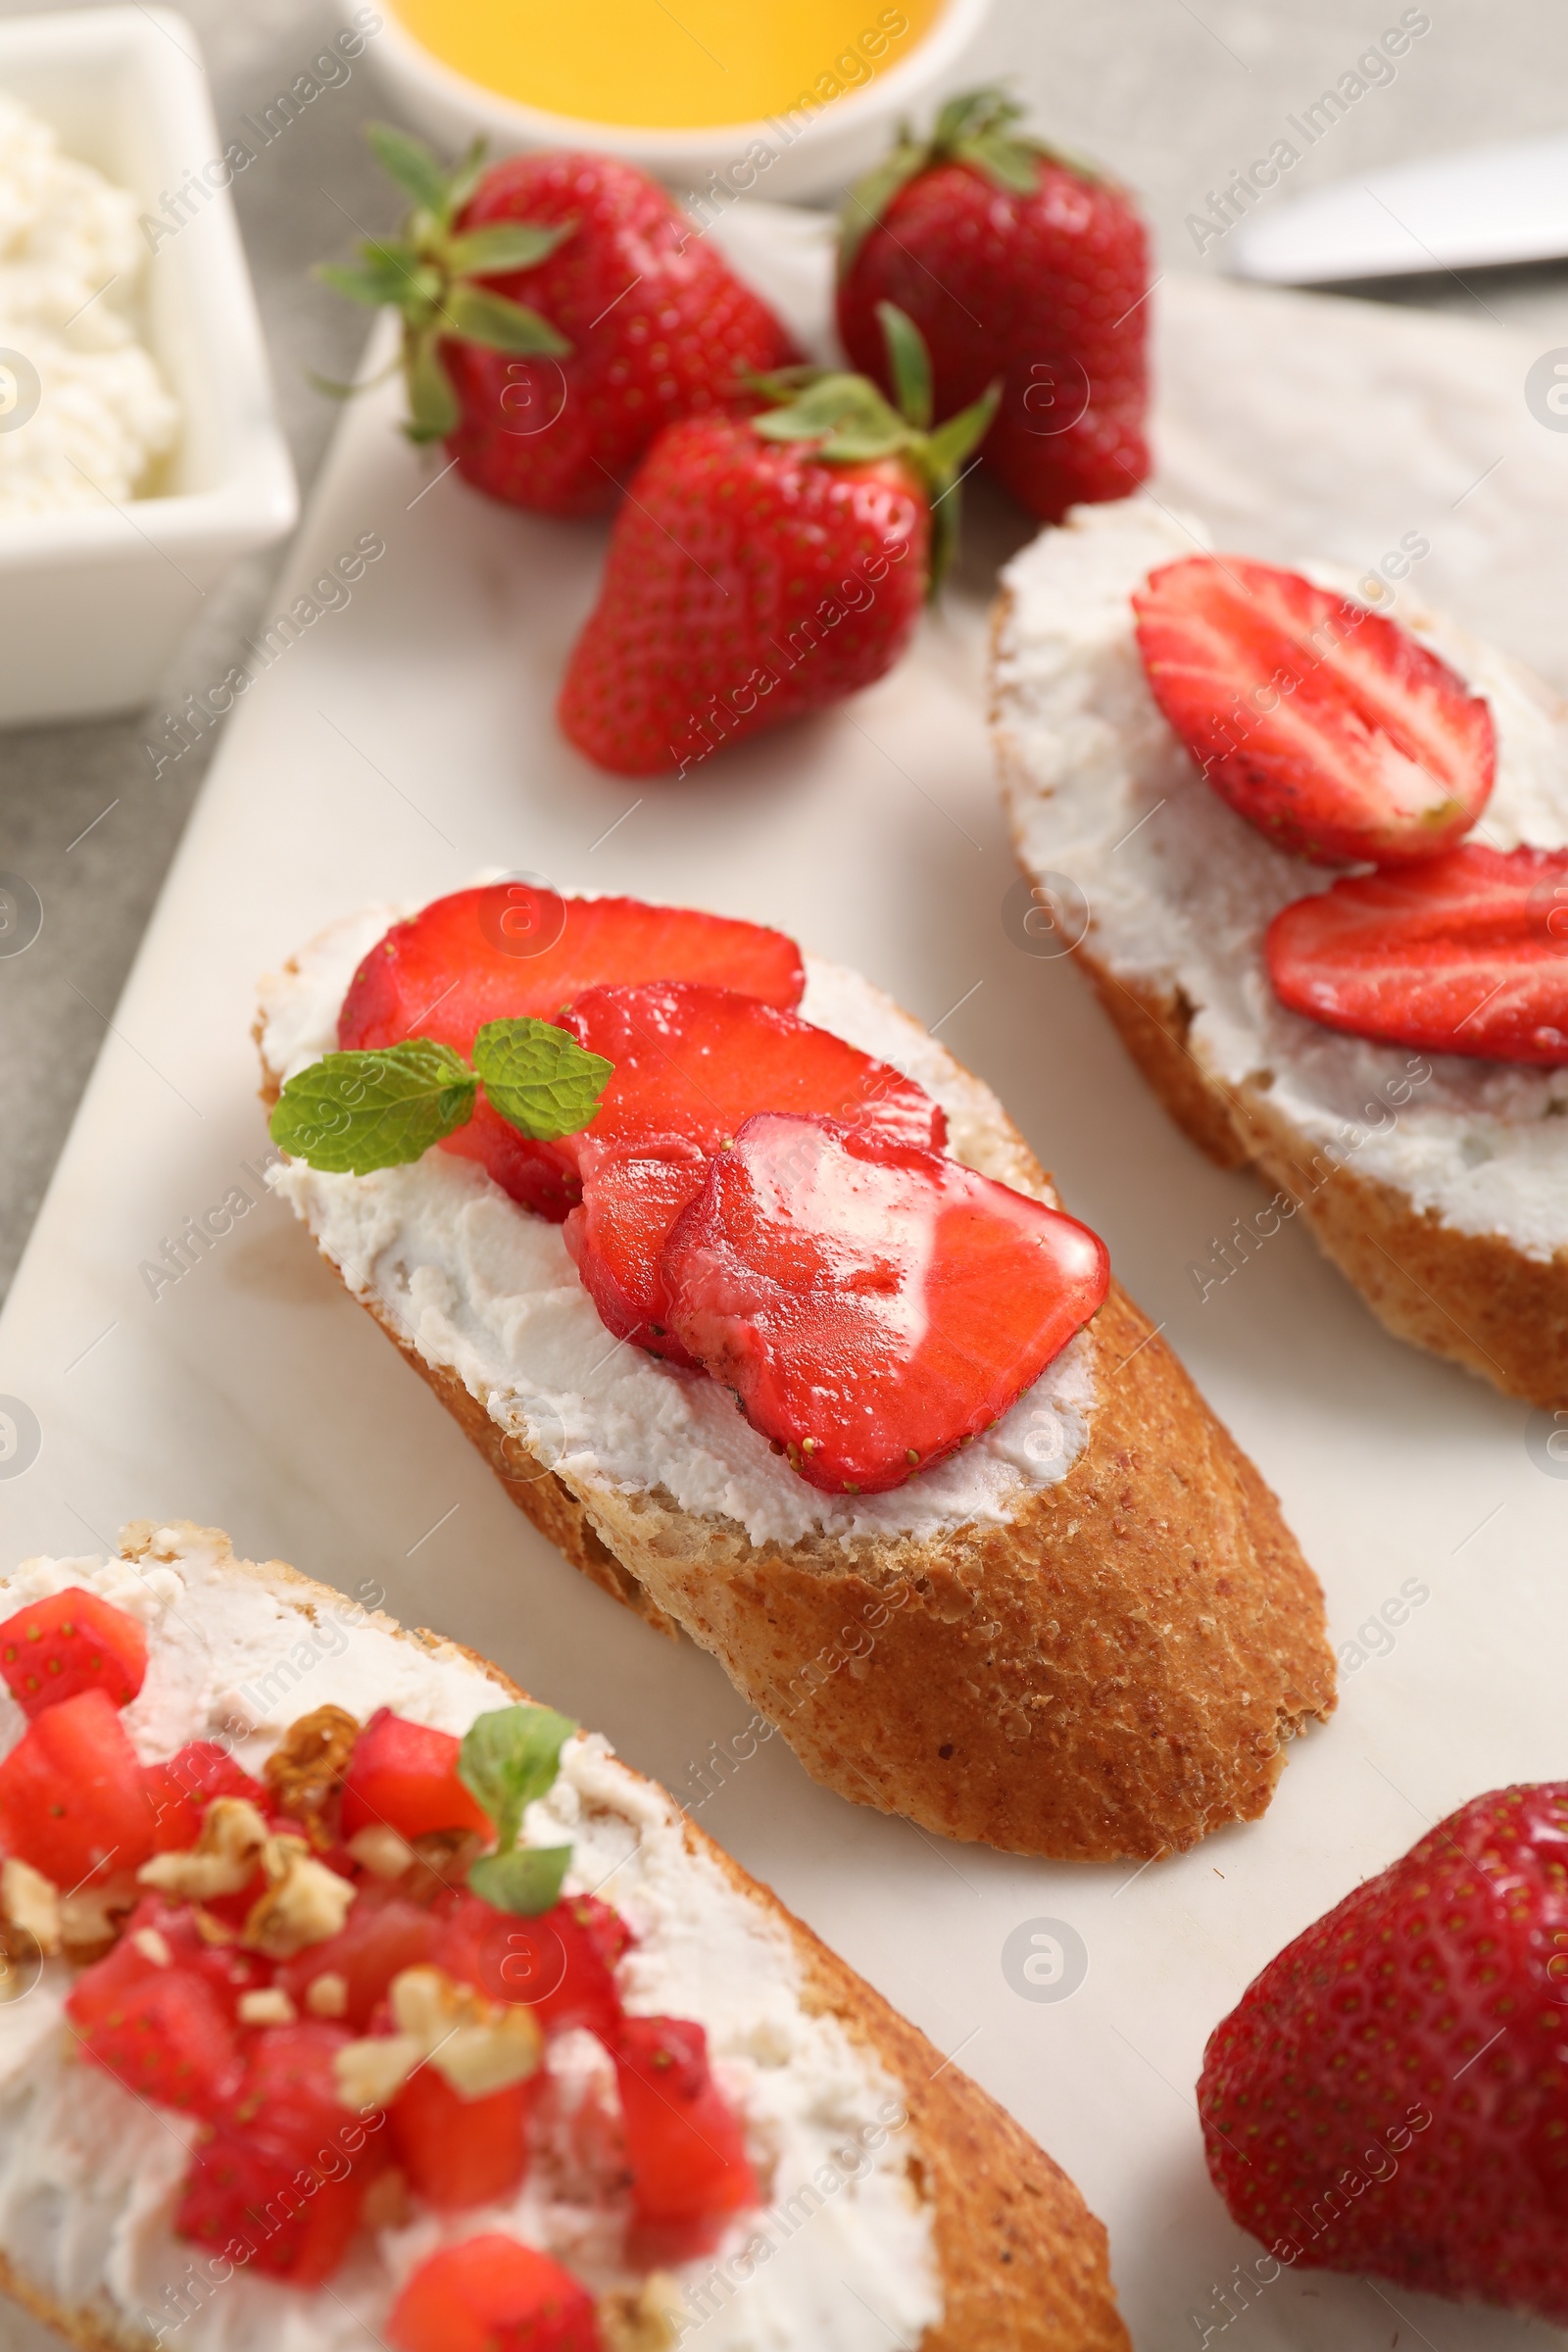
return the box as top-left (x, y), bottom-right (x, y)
top-left (564, 1139), bottom-right (708, 1365)
top-left (0, 1687), bottom-right (155, 1885)
top-left (538, 980), bottom-right (946, 1284)
top-left (389, 2236), bottom-right (601, 2352)
top-left (338, 891), bottom-right (807, 1219)
top-left (339, 889), bottom-right (805, 1054)
top-left (663, 1114), bottom-right (1108, 1494)
top-left (0, 1587), bottom-right (147, 1718)
top-left (1132, 556), bottom-right (1495, 865)
top-left (1265, 845), bottom-right (1568, 1064)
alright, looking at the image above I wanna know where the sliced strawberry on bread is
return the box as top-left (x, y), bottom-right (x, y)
top-left (564, 1138), bottom-right (708, 1366)
top-left (514, 978), bottom-right (946, 1222)
top-left (664, 1113), bottom-right (1109, 1494)
top-left (1132, 554), bottom-right (1496, 865)
top-left (1266, 843), bottom-right (1568, 1063)
top-left (1200, 1781), bottom-right (1568, 2326)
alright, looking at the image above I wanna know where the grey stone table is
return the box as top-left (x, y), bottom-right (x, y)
top-left (2, 0), bottom-right (1565, 1299)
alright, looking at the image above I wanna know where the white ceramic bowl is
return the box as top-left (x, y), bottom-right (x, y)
top-left (0, 7), bottom-right (297, 729)
top-left (362, 0), bottom-right (995, 204)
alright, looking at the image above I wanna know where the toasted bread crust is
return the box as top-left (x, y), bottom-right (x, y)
top-left (21, 1523), bottom-right (1124, 2352)
top-left (1069, 941), bottom-right (1568, 1408)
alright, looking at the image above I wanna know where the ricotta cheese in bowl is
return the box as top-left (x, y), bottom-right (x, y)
top-left (0, 90), bottom-right (179, 514)
top-left (258, 905), bottom-right (1098, 1552)
top-left (993, 497), bottom-right (1568, 1261)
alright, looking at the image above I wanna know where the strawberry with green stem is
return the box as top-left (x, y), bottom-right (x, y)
top-left (836, 87), bottom-right (1151, 524)
top-left (557, 304), bottom-right (999, 776)
top-left (318, 125), bottom-right (793, 517)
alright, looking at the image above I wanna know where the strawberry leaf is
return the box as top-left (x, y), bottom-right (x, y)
top-left (316, 254), bottom-right (416, 308)
top-left (838, 137), bottom-right (927, 275)
top-left (367, 122), bottom-right (452, 219)
top-left (877, 302), bottom-right (932, 431)
top-left (753, 370), bottom-right (907, 459)
top-left (472, 1018), bottom-right (612, 1138)
top-left (468, 1844), bottom-right (573, 1916)
top-left (269, 1042), bottom-right (476, 1173)
top-left (441, 284), bottom-right (571, 358)
top-left (458, 1705), bottom-right (576, 1852)
top-left (445, 220), bottom-right (574, 278)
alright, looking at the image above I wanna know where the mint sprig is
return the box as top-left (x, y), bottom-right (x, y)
top-left (270, 1018), bottom-right (612, 1175)
top-left (316, 124), bottom-right (573, 443)
top-left (459, 1704), bottom-right (576, 1920)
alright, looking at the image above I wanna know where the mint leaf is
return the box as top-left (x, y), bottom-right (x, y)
top-left (270, 1043), bottom-right (475, 1174)
top-left (472, 1020), bottom-right (612, 1142)
top-left (458, 1704), bottom-right (576, 1853)
top-left (468, 1844), bottom-right (573, 1917)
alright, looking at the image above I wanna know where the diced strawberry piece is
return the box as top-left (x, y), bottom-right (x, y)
top-left (69, 1895), bottom-right (272, 2027)
top-left (510, 979), bottom-right (946, 1228)
top-left (280, 1894), bottom-right (445, 2030)
top-left (1132, 556), bottom-right (1496, 866)
top-left (337, 894), bottom-right (805, 1221)
top-left (228, 2019), bottom-right (361, 2155)
top-left (564, 1140), bottom-right (709, 1365)
top-left (664, 1113), bottom-right (1109, 1494)
top-left (437, 1891), bottom-right (630, 2038)
top-left (0, 1587), bottom-right (147, 1718)
top-left (392, 2062), bottom-right (537, 2210)
top-left (389, 2234), bottom-right (602, 2352)
top-left (177, 2133), bottom-right (371, 2285)
top-left (0, 1687), bottom-right (154, 1885)
top-left (1266, 844), bottom-right (1568, 1064)
top-left (143, 1741), bottom-right (268, 1852)
top-left (339, 1708), bottom-right (490, 1844)
top-left (74, 1965), bottom-right (241, 2116)
top-left (614, 2016), bottom-right (757, 2230)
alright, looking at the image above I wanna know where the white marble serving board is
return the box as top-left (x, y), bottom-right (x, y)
top-left (1, 207), bottom-right (1566, 2350)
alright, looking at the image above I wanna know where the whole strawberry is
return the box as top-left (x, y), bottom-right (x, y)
top-left (836, 89), bottom-right (1150, 523)
top-left (1200, 1782), bottom-right (1568, 2325)
top-left (320, 126), bottom-right (793, 518)
top-left (557, 310), bottom-right (997, 775)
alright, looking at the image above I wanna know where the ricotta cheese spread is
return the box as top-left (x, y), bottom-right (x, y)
top-left (258, 906), bottom-right (1097, 1550)
top-left (0, 1526), bottom-right (942, 2352)
top-left (994, 498), bottom-right (1568, 1260)
top-left (0, 93), bottom-right (179, 515)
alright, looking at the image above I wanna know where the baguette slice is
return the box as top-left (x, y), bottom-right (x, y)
top-left (257, 916), bottom-right (1334, 1863)
top-left (992, 499), bottom-right (1568, 1408)
top-left (0, 1520), bottom-right (1127, 2352)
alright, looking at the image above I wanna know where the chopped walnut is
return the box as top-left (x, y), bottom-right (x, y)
top-left (345, 1824), bottom-right (415, 1880)
top-left (400, 1829), bottom-right (486, 1907)
top-left (263, 1703), bottom-right (360, 1850)
top-left (237, 1987), bottom-right (297, 2026)
top-left (61, 1871), bottom-right (140, 1958)
top-left (131, 1928), bottom-right (172, 1967)
top-left (242, 1836), bottom-right (356, 1960)
top-left (306, 1970), bottom-right (349, 2018)
top-left (1, 1858), bottom-right (61, 1957)
top-left (138, 1796), bottom-right (270, 1900)
top-left (334, 1965), bottom-right (543, 2112)
top-left (599, 2275), bottom-right (685, 2352)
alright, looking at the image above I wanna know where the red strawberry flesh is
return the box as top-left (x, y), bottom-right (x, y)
top-left (564, 1139), bottom-right (708, 1367)
top-left (1133, 556), bottom-right (1496, 866)
top-left (1200, 1781), bottom-right (1568, 2325)
top-left (1266, 844), bottom-right (1568, 1064)
top-left (338, 891), bottom-right (806, 1217)
top-left (663, 1112), bottom-right (1108, 1493)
